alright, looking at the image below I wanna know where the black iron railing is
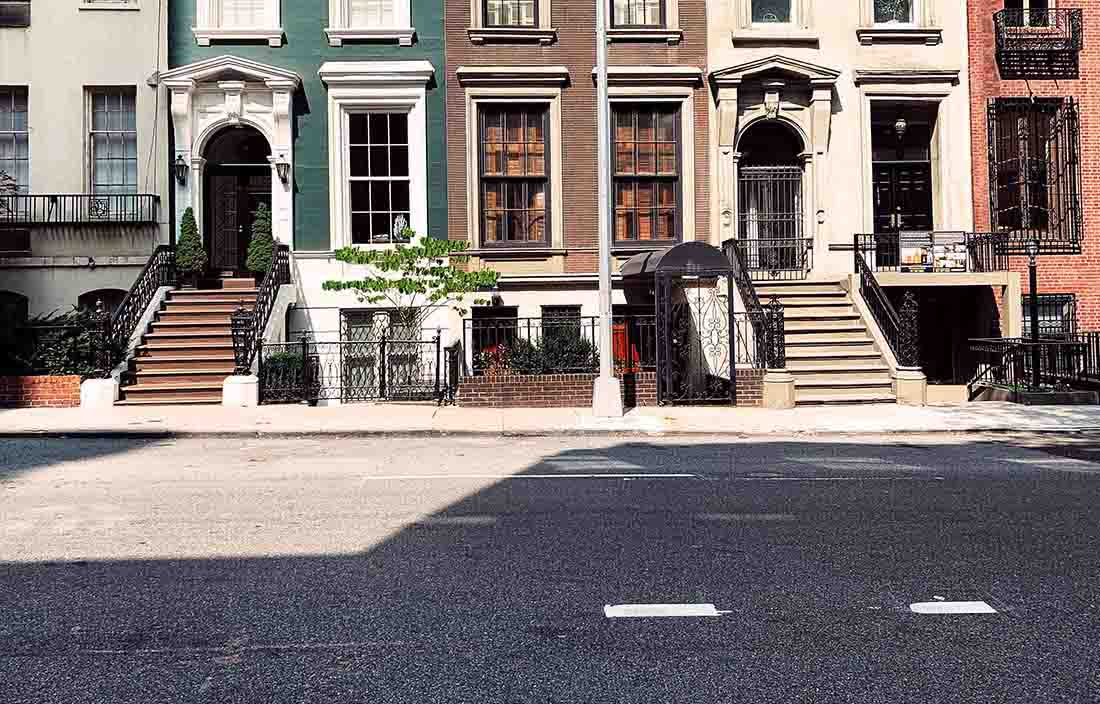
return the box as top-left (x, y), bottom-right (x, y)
top-left (733, 237), bottom-right (812, 280)
top-left (968, 336), bottom-right (1091, 400)
top-left (995, 8), bottom-right (1082, 80)
top-left (109, 245), bottom-right (176, 368)
top-left (0, 194), bottom-right (160, 225)
top-left (259, 333), bottom-right (446, 404)
top-left (231, 244), bottom-right (291, 374)
top-left (1021, 293), bottom-right (1078, 339)
top-left (443, 340), bottom-right (463, 404)
top-left (723, 238), bottom-right (785, 369)
top-left (855, 244), bottom-right (920, 368)
top-left (464, 316), bottom-right (600, 375)
top-left (855, 232), bottom-right (990, 273)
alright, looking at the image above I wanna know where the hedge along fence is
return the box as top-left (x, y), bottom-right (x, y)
top-left (0, 308), bottom-right (119, 380)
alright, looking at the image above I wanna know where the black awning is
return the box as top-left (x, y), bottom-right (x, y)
top-left (620, 241), bottom-right (733, 278)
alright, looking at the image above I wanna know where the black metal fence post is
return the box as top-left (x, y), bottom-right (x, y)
top-left (767, 298), bottom-right (785, 369)
top-left (898, 291), bottom-right (920, 368)
top-left (434, 331), bottom-right (442, 402)
top-left (299, 334), bottom-right (309, 403)
top-left (379, 331), bottom-right (388, 399)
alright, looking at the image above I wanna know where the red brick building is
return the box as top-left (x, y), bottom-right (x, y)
top-left (968, 0), bottom-right (1092, 333)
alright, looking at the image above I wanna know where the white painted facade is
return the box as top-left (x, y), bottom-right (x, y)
top-left (0, 0), bottom-right (170, 317)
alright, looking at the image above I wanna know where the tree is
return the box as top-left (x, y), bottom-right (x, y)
top-left (322, 227), bottom-right (499, 330)
top-left (0, 169), bottom-right (16, 218)
top-left (175, 207), bottom-right (207, 278)
top-left (245, 202), bottom-right (274, 274)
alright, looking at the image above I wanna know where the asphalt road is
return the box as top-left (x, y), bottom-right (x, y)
top-left (1, 432), bottom-right (1099, 703)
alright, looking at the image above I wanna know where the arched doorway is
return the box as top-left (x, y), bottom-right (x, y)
top-left (203, 125), bottom-right (272, 274)
top-left (736, 120), bottom-right (807, 277)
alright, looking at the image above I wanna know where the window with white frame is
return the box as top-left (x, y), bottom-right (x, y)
top-left (194, 0), bottom-right (282, 46)
top-left (486, 0), bottom-right (537, 27)
top-left (613, 0), bottom-right (664, 28)
top-left (468, 0), bottom-right (554, 41)
top-left (0, 88), bottom-right (28, 193)
top-left (89, 88), bottom-right (137, 195)
top-left (327, 0), bottom-right (414, 42)
top-left (348, 112), bottom-right (411, 244)
top-left (751, 0), bottom-right (791, 23)
top-left (874, 0), bottom-right (914, 25)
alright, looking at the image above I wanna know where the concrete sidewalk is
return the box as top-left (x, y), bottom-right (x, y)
top-left (2, 401), bottom-right (1100, 437)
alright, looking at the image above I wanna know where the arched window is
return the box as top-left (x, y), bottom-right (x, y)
top-left (737, 120), bottom-right (806, 275)
top-left (78, 289), bottom-right (127, 315)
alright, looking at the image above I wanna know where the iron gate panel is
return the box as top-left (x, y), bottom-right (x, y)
top-left (737, 165), bottom-right (807, 277)
top-left (656, 272), bottom-right (739, 405)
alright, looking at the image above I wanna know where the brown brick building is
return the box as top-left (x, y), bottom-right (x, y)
top-left (444, 0), bottom-right (709, 302)
top-left (968, 0), bottom-right (1093, 333)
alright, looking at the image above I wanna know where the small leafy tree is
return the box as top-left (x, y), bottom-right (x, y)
top-left (0, 169), bottom-right (17, 218)
top-left (322, 227), bottom-right (499, 330)
top-left (175, 207), bottom-right (207, 278)
top-left (245, 202), bottom-right (274, 275)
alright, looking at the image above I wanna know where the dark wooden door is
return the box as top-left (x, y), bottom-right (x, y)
top-left (207, 168), bottom-right (272, 273)
top-left (872, 163), bottom-right (933, 234)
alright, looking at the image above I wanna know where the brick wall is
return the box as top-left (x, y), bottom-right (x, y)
top-left (968, 0), bottom-right (1100, 330)
top-left (445, 0), bottom-right (709, 274)
top-left (456, 369), bottom-right (764, 408)
top-left (0, 375), bottom-right (81, 408)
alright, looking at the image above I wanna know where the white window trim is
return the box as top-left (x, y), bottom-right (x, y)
top-left (320, 61), bottom-right (433, 251)
top-left (193, 0), bottom-right (284, 47)
top-left (325, 0), bottom-right (415, 46)
top-left (467, 0), bottom-right (557, 45)
top-left (85, 86), bottom-right (138, 196)
top-left (732, 0), bottom-right (818, 44)
top-left (857, 0), bottom-right (942, 45)
top-left (607, 0), bottom-right (682, 44)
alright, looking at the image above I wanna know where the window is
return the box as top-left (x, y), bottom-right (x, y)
top-left (1022, 293), bottom-right (1076, 339)
top-left (479, 106), bottom-right (549, 247)
top-left (348, 112), bottom-right (411, 245)
top-left (220, 0), bottom-right (267, 27)
top-left (613, 0), bottom-right (663, 27)
top-left (0, 88), bottom-right (28, 194)
top-left (194, 0), bottom-right (282, 46)
top-left (752, 0), bottom-right (790, 23)
top-left (990, 98), bottom-right (1061, 232)
top-left (0, 1), bottom-right (29, 27)
top-left (874, 0), bottom-right (913, 24)
top-left (89, 88), bottom-right (137, 196)
top-left (613, 104), bottom-right (679, 244)
top-left (485, 0), bottom-right (536, 26)
top-left (326, 0), bottom-right (414, 45)
top-left (1004, 0), bottom-right (1051, 27)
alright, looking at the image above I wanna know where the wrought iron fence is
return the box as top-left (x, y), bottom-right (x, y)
top-left (231, 244), bottom-right (291, 374)
top-left (854, 247), bottom-right (920, 368)
top-left (723, 238), bottom-right (785, 370)
top-left (0, 316), bottom-right (115, 378)
top-left (855, 232), bottom-right (980, 273)
top-left (110, 245), bottom-right (175, 367)
top-left (0, 194), bottom-right (160, 225)
top-left (733, 237), bottom-right (812, 280)
top-left (464, 316), bottom-right (600, 375)
top-left (994, 8), bottom-right (1082, 80)
top-left (259, 333), bottom-right (446, 404)
top-left (968, 336), bottom-right (1090, 400)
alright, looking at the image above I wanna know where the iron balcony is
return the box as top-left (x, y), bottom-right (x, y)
top-left (994, 8), bottom-right (1083, 80)
top-left (0, 194), bottom-right (160, 226)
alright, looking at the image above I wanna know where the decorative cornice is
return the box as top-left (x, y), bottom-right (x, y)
top-left (856, 26), bottom-right (943, 46)
top-left (853, 68), bottom-right (960, 85)
top-left (160, 55), bottom-right (302, 88)
top-left (590, 65), bottom-right (703, 87)
top-left (710, 54), bottom-right (842, 87)
top-left (318, 60), bottom-right (435, 85)
top-left (324, 27), bottom-right (416, 47)
top-left (606, 27), bottom-right (682, 45)
top-left (192, 27), bottom-right (284, 48)
top-left (456, 65), bottom-right (570, 86)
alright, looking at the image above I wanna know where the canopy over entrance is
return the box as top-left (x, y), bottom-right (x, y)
top-left (620, 241), bottom-right (734, 279)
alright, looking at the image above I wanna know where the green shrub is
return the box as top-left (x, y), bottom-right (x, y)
top-left (176, 207), bottom-right (207, 274)
top-left (245, 203), bottom-right (274, 274)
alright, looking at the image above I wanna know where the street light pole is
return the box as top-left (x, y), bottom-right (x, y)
top-left (1026, 239), bottom-right (1041, 390)
top-left (592, 0), bottom-right (624, 416)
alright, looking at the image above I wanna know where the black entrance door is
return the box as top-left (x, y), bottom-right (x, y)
top-left (207, 167), bottom-right (272, 273)
top-left (872, 163), bottom-right (933, 234)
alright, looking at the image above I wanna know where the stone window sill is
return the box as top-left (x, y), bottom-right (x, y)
top-left (79, 2), bottom-right (140, 11)
top-left (466, 247), bottom-right (565, 258)
top-left (857, 26), bottom-right (943, 46)
top-left (325, 27), bottom-right (416, 46)
top-left (467, 27), bottom-right (557, 45)
top-left (731, 29), bottom-right (820, 45)
top-left (606, 27), bottom-right (682, 45)
top-left (193, 27), bottom-right (284, 47)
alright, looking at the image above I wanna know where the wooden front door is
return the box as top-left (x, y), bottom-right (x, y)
top-left (206, 167), bottom-right (272, 273)
top-left (872, 163), bottom-right (933, 234)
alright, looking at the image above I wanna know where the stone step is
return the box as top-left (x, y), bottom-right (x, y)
top-left (170, 288), bottom-right (258, 300)
top-left (131, 369), bottom-right (233, 386)
top-left (785, 316), bottom-right (864, 331)
top-left (119, 381), bottom-right (224, 405)
top-left (785, 330), bottom-right (871, 344)
top-left (760, 293), bottom-right (850, 307)
top-left (143, 332), bottom-right (234, 346)
top-left (221, 278), bottom-right (258, 290)
top-left (795, 391), bottom-right (898, 405)
top-left (131, 356), bottom-right (236, 372)
top-left (134, 343), bottom-right (235, 359)
top-left (116, 395), bottom-right (222, 406)
top-left (788, 369), bottom-right (892, 385)
top-left (157, 308), bottom-right (236, 322)
top-left (150, 321), bottom-right (233, 335)
top-left (781, 304), bottom-right (859, 316)
top-left (756, 283), bottom-right (846, 296)
top-left (786, 357), bottom-right (888, 371)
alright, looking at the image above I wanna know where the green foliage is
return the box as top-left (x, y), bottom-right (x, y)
top-left (0, 308), bottom-right (119, 379)
top-left (479, 328), bottom-right (599, 376)
top-left (0, 169), bottom-right (17, 218)
top-left (176, 207), bottom-right (207, 274)
top-left (245, 203), bottom-right (275, 274)
top-left (323, 233), bottom-right (499, 328)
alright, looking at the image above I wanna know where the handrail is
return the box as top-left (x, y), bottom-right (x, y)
top-left (723, 238), bottom-right (782, 369)
top-left (109, 244), bottom-right (176, 367)
top-left (232, 244), bottom-right (292, 374)
top-left (854, 236), bottom-right (919, 368)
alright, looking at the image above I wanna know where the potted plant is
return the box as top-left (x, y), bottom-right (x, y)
top-left (175, 207), bottom-right (207, 289)
top-left (245, 202), bottom-right (274, 284)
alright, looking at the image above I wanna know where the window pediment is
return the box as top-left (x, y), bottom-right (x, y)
top-left (710, 55), bottom-right (841, 87)
top-left (161, 55), bottom-right (303, 88)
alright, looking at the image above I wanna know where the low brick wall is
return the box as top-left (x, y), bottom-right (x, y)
top-left (457, 370), bottom-right (764, 408)
top-left (0, 375), bottom-right (82, 409)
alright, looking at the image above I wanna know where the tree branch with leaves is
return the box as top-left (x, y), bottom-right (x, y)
top-left (0, 169), bottom-right (17, 218)
top-left (322, 230), bottom-right (499, 330)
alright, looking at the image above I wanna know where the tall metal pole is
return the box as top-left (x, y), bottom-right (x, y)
top-left (592, 0), bottom-right (623, 416)
top-left (1027, 245), bottom-right (1041, 390)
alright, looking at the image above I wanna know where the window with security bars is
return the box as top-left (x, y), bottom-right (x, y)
top-left (479, 106), bottom-right (549, 247)
top-left (1021, 293), bottom-right (1077, 339)
top-left (987, 97), bottom-right (1081, 250)
top-left (613, 104), bottom-right (679, 244)
top-left (613, 0), bottom-right (664, 27)
top-left (0, 88), bottom-right (28, 194)
top-left (751, 0), bottom-right (790, 23)
top-left (89, 88), bottom-right (137, 196)
top-left (349, 112), bottom-right (411, 245)
top-left (220, 0), bottom-right (268, 27)
top-left (874, 0), bottom-right (913, 24)
top-left (485, 0), bottom-right (537, 26)
top-left (350, 0), bottom-right (396, 27)
top-left (0, 1), bottom-right (29, 27)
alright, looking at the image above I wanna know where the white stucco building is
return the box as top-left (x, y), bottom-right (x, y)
top-left (0, 0), bottom-right (169, 320)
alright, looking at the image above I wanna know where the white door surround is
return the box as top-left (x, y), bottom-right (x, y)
top-left (162, 56), bottom-right (302, 250)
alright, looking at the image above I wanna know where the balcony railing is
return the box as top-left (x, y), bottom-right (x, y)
top-left (994, 8), bottom-right (1083, 80)
top-left (732, 237), bottom-right (813, 281)
top-left (855, 232), bottom-right (1012, 274)
top-left (0, 194), bottom-right (160, 226)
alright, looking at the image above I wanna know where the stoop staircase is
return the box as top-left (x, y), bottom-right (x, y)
top-left (755, 280), bottom-right (896, 406)
top-left (117, 280), bottom-right (257, 405)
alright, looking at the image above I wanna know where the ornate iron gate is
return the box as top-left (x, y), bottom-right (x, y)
top-left (655, 273), bottom-right (737, 405)
top-left (737, 165), bottom-right (807, 277)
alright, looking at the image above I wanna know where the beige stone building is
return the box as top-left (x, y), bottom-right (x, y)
top-left (0, 0), bottom-right (170, 320)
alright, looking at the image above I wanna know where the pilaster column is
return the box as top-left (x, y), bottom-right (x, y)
top-left (190, 156), bottom-right (207, 240)
top-left (810, 83), bottom-right (832, 257)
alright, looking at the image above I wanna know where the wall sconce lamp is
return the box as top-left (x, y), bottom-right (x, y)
top-left (275, 155), bottom-right (291, 184)
top-left (173, 155), bottom-right (189, 186)
top-left (894, 116), bottom-right (909, 141)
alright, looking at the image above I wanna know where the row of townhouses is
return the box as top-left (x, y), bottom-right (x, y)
top-left (0, 0), bottom-right (1091, 409)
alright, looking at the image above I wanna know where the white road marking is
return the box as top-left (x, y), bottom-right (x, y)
top-left (415, 516), bottom-right (498, 527)
top-left (1006, 457), bottom-right (1093, 465)
top-left (909, 601), bottom-right (997, 615)
top-left (604, 603), bottom-right (731, 618)
top-left (359, 474), bottom-right (696, 480)
top-left (696, 513), bottom-right (797, 522)
top-left (732, 476), bottom-right (929, 482)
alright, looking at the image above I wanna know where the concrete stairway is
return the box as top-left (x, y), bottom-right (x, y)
top-left (755, 280), bottom-right (896, 406)
top-left (117, 281), bottom-right (257, 405)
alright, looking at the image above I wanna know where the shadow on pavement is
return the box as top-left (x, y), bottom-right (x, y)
top-left (1, 437), bottom-right (1099, 702)
top-left (0, 436), bottom-right (165, 482)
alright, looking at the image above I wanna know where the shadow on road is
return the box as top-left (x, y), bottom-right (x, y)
top-left (0, 436), bottom-right (165, 482)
